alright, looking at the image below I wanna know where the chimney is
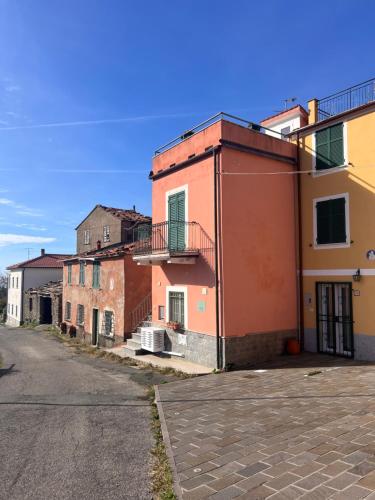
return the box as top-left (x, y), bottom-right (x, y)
top-left (41, 248), bottom-right (45, 256)
top-left (96, 240), bottom-right (101, 250)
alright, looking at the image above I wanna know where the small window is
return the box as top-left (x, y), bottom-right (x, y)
top-left (103, 225), bottom-right (110, 242)
top-left (29, 298), bottom-right (33, 311)
top-left (67, 264), bottom-right (72, 285)
top-left (77, 304), bottom-right (84, 325)
top-left (84, 229), bottom-right (90, 245)
top-left (158, 305), bottom-right (165, 321)
top-left (281, 126), bottom-right (291, 136)
top-left (103, 310), bottom-right (114, 337)
top-left (169, 291), bottom-right (185, 327)
top-left (315, 123), bottom-right (344, 171)
top-left (79, 262), bottom-right (85, 286)
top-left (65, 301), bottom-right (71, 320)
top-left (11, 304), bottom-right (14, 315)
top-left (16, 277), bottom-right (19, 288)
top-left (12, 277), bottom-right (14, 288)
top-left (92, 261), bottom-right (100, 289)
top-left (15, 305), bottom-right (18, 317)
top-left (315, 195), bottom-right (348, 246)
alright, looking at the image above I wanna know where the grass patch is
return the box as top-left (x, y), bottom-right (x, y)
top-left (307, 370), bottom-right (322, 376)
top-left (43, 327), bottom-right (195, 377)
top-left (148, 387), bottom-right (177, 500)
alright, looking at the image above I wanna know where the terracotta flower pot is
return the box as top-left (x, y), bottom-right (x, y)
top-left (287, 339), bottom-right (300, 355)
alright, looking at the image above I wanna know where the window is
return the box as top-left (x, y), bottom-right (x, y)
top-left (12, 277), bottom-right (14, 288)
top-left (169, 291), bottom-right (185, 327)
top-left (77, 304), bottom-right (84, 325)
top-left (315, 123), bottom-right (345, 171)
top-left (67, 264), bottom-right (72, 285)
top-left (158, 305), bottom-right (165, 321)
top-left (314, 194), bottom-right (349, 247)
top-left (65, 301), bottom-right (71, 320)
top-left (11, 304), bottom-right (14, 315)
top-left (79, 262), bottom-right (85, 286)
top-left (15, 305), bottom-right (17, 317)
top-left (16, 277), bottom-right (19, 288)
top-left (103, 225), bottom-right (110, 242)
top-left (84, 229), bottom-right (90, 245)
top-left (103, 310), bottom-right (114, 336)
top-left (281, 126), bottom-right (291, 136)
top-left (29, 298), bottom-right (33, 311)
top-left (92, 261), bottom-right (100, 289)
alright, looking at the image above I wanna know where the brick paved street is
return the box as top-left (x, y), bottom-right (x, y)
top-left (156, 355), bottom-right (375, 499)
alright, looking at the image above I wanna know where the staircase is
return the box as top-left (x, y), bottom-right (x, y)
top-left (124, 293), bottom-right (152, 357)
top-left (123, 319), bottom-right (152, 357)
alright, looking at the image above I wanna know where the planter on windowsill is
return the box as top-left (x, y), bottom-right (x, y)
top-left (167, 321), bottom-right (181, 331)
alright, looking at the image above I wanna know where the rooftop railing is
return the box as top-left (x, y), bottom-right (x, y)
top-left (317, 77), bottom-right (375, 122)
top-left (154, 112), bottom-right (286, 156)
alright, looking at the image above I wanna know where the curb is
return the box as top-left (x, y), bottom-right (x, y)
top-left (154, 385), bottom-right (183, 500)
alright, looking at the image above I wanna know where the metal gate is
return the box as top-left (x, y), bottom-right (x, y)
top-left (316, 282), bottom-right (354, 357)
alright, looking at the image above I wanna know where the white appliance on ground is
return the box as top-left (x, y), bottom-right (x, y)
top-left (140, 326), bottom-right (165, 353)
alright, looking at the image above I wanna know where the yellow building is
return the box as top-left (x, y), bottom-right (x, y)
top-left (294, 78), bottom-right (375, 360)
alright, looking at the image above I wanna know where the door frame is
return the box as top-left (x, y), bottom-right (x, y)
top-left (92, 308), bottom-right (99, 346)
top-left (315, 281), bottom-right (354, 358)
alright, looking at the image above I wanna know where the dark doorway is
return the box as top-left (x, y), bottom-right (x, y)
top-left (92, 308), bottom-right (99, 345)
top-left (316, 282), bottom-right (354, 358)
top-left (39, 297), bottom-right (52, 324)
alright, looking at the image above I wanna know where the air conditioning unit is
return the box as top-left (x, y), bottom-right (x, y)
top-left (140, 327), bottom-right (165, 353)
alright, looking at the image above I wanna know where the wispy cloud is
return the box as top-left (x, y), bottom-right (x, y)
top-left (4, 85), bottom-right (21, 93)
top-left (0, 111), bottom-right (201, 132)
top-left (0, 221), bottom-right (47, 231)
top-left (0, 197), bottom-right (43, 217)
top-left (0, 233), bottom-right (55, 247)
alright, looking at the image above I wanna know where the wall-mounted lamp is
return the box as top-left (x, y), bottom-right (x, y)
top-left (353, 269), bottom-right (361, 282)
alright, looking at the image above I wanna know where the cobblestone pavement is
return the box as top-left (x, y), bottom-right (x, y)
top-left (156, 355), bottom-right (375, 499)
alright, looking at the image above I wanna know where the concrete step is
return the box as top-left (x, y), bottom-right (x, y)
top-left (126, 339), bottom-right (142, 350)
top-left (132, 332), bottom-right (142, 343)
top-left (123, 345), bottom-right (145, 356)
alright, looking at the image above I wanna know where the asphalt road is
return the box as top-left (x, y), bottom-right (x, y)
top-left (0, 325), bottom-right (169, 500)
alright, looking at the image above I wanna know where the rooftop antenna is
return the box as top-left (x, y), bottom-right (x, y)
top-left (25, 248), bottom-right (33, 260)
top-left (283, 97), bottom-right (297, 110)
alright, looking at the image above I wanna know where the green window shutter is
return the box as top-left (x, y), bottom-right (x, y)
top-left (316, 123), bottom-right (344, 170)
top-left (79, 263), bottom-right (85, 285)
top-left (68, 265), bottom-right (72, 285)
top-left (92, 262), bottom-right (100, 288)
top-left (168, 191), bottom-right (185, 251)
top-left (316, 197), bottom-right (346, 244)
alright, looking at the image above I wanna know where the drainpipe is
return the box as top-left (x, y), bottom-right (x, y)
top-left (296, 132), bottom-right (305, 348)
top-left (213, 147), bottom-right (222, 369)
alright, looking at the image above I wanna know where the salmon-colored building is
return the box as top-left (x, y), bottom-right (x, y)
top-left (63, 242), bottom-right (151, 347)
top-left (133, 113), bottom-right (299, 368)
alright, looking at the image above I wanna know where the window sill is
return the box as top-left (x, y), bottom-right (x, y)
top-left (313, 242), bottom-right (350, 250)
top-left (313, 164), bottom-right (349, 177)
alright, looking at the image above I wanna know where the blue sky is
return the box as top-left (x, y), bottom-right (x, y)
top-left (0, 0), bottom-right (374, 271)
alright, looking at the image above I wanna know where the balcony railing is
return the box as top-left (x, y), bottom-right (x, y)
top-left (317, 77), bottom-right (375, 122)
top-left (154, 112), bottom-right (286, 155)
top-left (133, 221), bottom-right (201, 256)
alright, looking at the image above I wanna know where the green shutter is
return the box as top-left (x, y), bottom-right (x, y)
top-left (316, 123), bottom-right (344, 170)
top-left (168, 191), bottom-right (185, 251)
top-left (67, 264), bottom-right (72, 285)
top-left (92, 262), bottom-right (100, 288)
top-left (79, 262), bottom-right (85, 285)
top-left (316, 198), bottom-right (346, 245)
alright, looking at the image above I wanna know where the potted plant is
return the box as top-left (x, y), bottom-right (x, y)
top-left (68, 325), bottom-right (77, 338)
top-left (60, 322), bottom-right (67, 334)
top-left (167, 321), bottom-right (181, 331)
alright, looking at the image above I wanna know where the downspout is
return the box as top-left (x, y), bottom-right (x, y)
top-left (213, 147), bottom-right (222, 369)
top-left (296, 132), bottom-right (305, 348)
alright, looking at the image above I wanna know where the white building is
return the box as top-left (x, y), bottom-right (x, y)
top-left (260, 104), bottom-right (308, 138)
top-left (6, 249), bottom-right (70, 327)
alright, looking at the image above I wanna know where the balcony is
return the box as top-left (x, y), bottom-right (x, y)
top-left (317, 77), bottom-right (375, 122)
top-left (133, 221), bottom-right (201, 265)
